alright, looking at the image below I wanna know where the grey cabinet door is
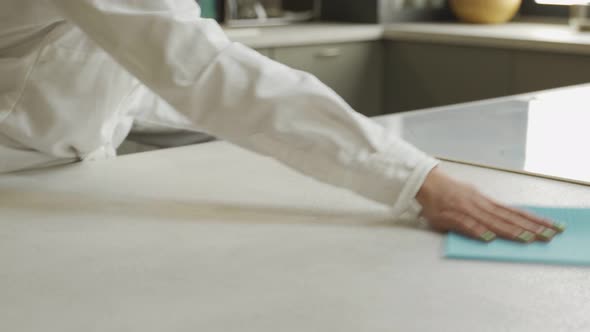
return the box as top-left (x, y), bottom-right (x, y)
top-left (254, 48), bottom-right (273, 58)
top-left (512, 51), bottom-right (590, 94)
top-left (273, 42), bottom-right (383, 117)
top-left (385, 41), bottom-right (512, 113)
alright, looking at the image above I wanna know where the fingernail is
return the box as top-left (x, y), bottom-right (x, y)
top-left (517, 231), bottom-right (536, 243)
top-left (552, 222), bottom-right (567, 233)
top-left (537, 228), bottom-right (556, 241)
top-left (516, 231), bottom-right (535, 243)
top-left (479, 231), bottom-right (496, 242)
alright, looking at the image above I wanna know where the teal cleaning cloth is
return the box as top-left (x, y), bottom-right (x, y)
top-left (445, 206), bottom-right (590, 266)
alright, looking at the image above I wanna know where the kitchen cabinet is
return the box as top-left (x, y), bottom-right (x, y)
top-left (254, 48), bottom-right (273, 58)
top-left (273, 42), bottom-right (383, 117)
top-left (384, 41), bottom-right (590, 114)
top-left (117, 140), bottom-right (159, 155)
top-left (512, 51), bottom-right (590, 94)
top-left (385, 41), bottom-right (511, 113)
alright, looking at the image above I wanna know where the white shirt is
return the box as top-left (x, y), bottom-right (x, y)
top-left (0, 0), bottom-right (438, 217)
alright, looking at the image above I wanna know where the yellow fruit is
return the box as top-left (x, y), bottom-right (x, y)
top-left (449, 0), bottom-right (522, 24)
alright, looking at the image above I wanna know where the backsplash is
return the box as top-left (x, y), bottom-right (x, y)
top-left (520, 0), bottom-right (569, 17)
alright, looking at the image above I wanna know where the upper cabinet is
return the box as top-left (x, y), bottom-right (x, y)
top-left (273, 42), bottom-right (384, 117)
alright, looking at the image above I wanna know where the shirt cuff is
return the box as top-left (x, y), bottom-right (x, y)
top-left (391, 155), bottom-right (439, 222)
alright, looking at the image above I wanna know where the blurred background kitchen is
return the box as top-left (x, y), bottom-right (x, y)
top-left (121, 0), bottom-right (590, 154)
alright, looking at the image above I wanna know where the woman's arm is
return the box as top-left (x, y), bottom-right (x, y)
top-left (50, 0), bottom-right (563, 242)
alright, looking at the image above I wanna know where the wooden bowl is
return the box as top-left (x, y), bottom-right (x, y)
top-left (449, 0), bottom-right (522, 24)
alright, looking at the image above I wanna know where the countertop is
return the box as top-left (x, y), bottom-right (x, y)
top-left (384, 22), bottom-right (590, 55)
top-left (2, 89), bottom-right (590, 331)
top-left (224, 23), bottom-right (384, 48)
top-left (225, 22), bottom-right (590, 55)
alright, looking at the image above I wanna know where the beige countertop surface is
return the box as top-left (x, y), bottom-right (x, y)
top-left (224, 23), bottom-right (384, 48)
top-left (225, 22), bottom-right (590, 55)
top-left (384, 22), bottom-right (590, 55)
top-left (2, 94), bottom-right (590, 331)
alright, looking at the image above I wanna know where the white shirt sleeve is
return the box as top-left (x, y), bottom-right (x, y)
top-left (49, 0), bottom-right (438, 217)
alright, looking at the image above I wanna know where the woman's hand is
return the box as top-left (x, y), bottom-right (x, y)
top-left (415, 167), bottom-right (566, 243)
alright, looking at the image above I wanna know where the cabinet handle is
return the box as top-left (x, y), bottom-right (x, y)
top-left (315, 48), bottom-right (342, 58)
